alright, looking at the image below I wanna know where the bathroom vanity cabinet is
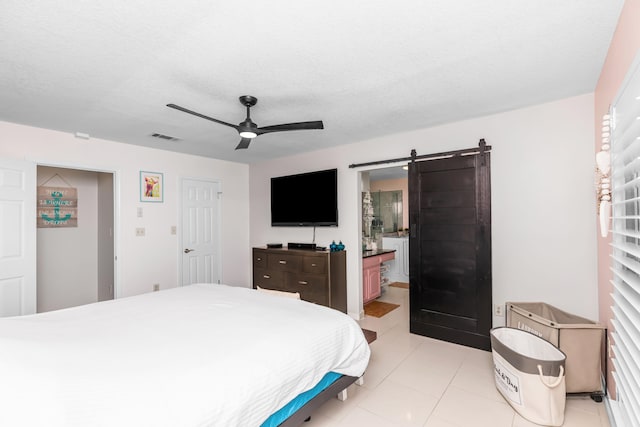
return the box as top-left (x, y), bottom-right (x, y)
top-left (362, 249), bottom-right (395, 304)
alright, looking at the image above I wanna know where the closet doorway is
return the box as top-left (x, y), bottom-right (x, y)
top-left (36, 166), bottom-right (115, 312)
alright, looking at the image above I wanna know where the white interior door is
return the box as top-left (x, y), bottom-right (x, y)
top-left (0, 158), bottom-right (36, 316)
top-left (181, 178), bottom-right (221, 285)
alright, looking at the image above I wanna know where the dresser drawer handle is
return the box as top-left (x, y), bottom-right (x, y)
top-left (263, 275), bottom-right (271, 279)
top-left (311, 263), bottom-right (317, 267)
top-left (279, 260), bottom-right (287, 264)
top-left (298, 281), bottom-right (309, 285)
top-left (257, 257), bottom-right (262, 261)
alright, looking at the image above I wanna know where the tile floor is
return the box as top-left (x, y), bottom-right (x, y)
top-left (306, 286), bottom-right (611, 427)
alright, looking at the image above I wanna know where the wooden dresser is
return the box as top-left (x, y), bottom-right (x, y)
top-left (252, 247), bottom-right (347, 313)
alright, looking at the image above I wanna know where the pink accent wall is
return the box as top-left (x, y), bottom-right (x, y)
top-left (594, 0), bottom-right (640, 399)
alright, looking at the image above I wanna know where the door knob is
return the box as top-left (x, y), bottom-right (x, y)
top-left (184, 248), bottom-right (195, 253)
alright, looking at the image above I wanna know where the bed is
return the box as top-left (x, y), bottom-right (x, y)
top-left (0, 283), bottom-right (370, 426)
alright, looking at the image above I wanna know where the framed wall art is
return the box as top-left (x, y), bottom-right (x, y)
top-left (140, 171), bottom-right (163, 202)
top-left (37, 185), bottom-right (78, 228)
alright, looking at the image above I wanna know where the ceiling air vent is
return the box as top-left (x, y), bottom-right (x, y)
top-left (150, 133), bottom-right (181, 142)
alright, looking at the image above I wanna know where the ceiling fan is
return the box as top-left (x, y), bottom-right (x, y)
top-left (167, 96), bottom-right (324, 150)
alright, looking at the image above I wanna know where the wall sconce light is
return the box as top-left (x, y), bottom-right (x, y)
top-left (596, 113), bottom-right (612, 238)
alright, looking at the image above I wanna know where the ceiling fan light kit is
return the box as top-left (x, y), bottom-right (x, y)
top-left (239, 131), bottom-right (258, 139)
top-left (167, 96), bottom-right (324, 150)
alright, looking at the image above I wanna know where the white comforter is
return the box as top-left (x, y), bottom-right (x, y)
top-left (0, 284), bottom-right (370, 426)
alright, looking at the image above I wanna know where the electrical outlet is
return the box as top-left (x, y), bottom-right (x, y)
top-left (494, 304), bottom-right (504, 316)
top-left (135, 227), bottom-right (145, 237)
top-left (153, 284), bottom-right (160, 292)
top-left (171, 225), bottom-right (177, 235)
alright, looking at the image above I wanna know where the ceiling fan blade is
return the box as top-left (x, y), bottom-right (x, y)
top-left (235, 138), bottom-right (252, 150)
top-left (167, 104), bottom-right (238, 130)
top-left (257, 121), bottom-right (324, 135)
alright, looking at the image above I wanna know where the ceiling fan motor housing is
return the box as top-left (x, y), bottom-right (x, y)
top-left (239, 95), bottom-right (258, 107)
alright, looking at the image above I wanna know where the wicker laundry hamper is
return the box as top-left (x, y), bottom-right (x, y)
top-left (506, 302), bottom-right (606, 400)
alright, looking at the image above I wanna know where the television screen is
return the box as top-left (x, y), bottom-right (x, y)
top-left (271, 168), bottom-right (338, 227)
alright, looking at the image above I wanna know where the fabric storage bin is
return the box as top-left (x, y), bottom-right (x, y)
top-left (506, 302), bottom-right (606, 399)
top-left (491, 327), bottom-right (567, 426)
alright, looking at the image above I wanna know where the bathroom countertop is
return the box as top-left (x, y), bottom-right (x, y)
top-left (362, 248), bottom-right (396, 258)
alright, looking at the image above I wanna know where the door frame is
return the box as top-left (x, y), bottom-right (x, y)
top-left (178, 176), bottom-right (223, 286)
top-left (35, 160), bottom-right (121, 299)
top-left (357, 162), bottom-right (410, 318)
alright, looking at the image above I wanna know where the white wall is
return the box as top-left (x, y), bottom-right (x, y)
top-left (250, 94), bottom-right (598, 323)
top-left (1, 121), bottom-right (251, 298)
top-left (3, 93), bottom-right (598, 323)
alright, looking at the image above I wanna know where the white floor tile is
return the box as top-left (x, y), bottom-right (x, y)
top-left (357, 379), bottom-right (439, 426)
top-left (345, 288), bottom-right (614, 427)
top-left (510, 401), bottom-right (607, 427)
top-left (562, 404), bottom-right (611, 427)
top-left (311, 382), bottom-right (371, 422)
top-left (359, 316), bottom-right (394, 337)
top-left (360, 325), bottom-right (419, 389)
top-left (598, 401), bottom-right (612, 427)
top-left (430, 385), bottom-right (514, 427)
top-left (412, 338), bottom-right (470, 365)
top-left (361, 341), bottom-right (413, 389)
top-left (423, 418), bottom-right (464, 427)
top-left (511, 412), bottom-right (550, 427)
top-left (450, 354), bottom-right (504, 403)
top-left (386, 344), bottom-right (462, 398)
top-left (334, 407), bottom-right (399, 427)
top-left (565, 395), bottom-right (605, 416)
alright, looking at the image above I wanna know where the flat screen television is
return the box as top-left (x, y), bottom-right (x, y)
top-left (271, 168), bottom-right (338, 227)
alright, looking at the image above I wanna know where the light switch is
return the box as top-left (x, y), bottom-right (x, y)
top-left (171, 226), bottom-right (177, 235)
top-left (137, 207), bottom-right (143, 218)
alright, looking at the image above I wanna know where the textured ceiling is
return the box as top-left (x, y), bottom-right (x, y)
top-left (0, 1), bottom-right (624, 164)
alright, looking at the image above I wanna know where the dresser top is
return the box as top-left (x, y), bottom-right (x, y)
top-left (255, 246), bottom-right (335, 254)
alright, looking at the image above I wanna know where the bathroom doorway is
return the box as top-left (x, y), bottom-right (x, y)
top-left (362, 166), bottom-right (408, 251)
top-left (360, 166), bottom-right (409, 307)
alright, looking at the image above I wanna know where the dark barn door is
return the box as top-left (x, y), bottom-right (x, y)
top-left (408, 152), bottom-right (491, 350)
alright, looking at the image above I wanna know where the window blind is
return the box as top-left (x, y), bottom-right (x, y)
top-left (610, 55), bottom-right (640, 427)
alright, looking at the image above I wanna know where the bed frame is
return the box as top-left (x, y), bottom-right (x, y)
top-left (278, 375), bottom-right (360, 427)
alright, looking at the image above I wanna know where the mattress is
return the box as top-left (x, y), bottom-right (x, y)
top-left (260, 371), bottom-right (342, 427)
top-left (0, 283), bottom-right (370, 426)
